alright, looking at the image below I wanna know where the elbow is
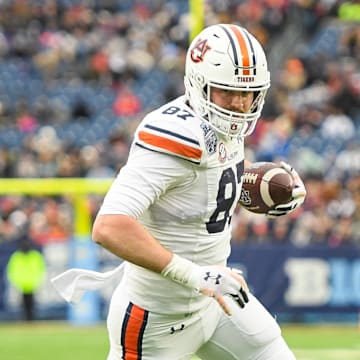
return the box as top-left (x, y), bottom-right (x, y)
top-left (92, 214), bottom-right (136, 255)
top-left (92, 215), bottom-right (110, 247)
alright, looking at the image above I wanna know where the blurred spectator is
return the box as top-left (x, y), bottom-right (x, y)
top-left (279, 58), bottom-right (307, 91)
top-left (29, 198), bottom-right (72, 245)
top-left (6, 236), bottom-right (46, 321)
top-left (15, 99), bottom-right (38, 133)
top-left (269, 216), bottom-right (293, 245)
top-left (320, 111), bottom-right (355, 141)
top-left (339, 24), bottom-right (360, 58)
top-left (112, 85), bottom-right (142, 117)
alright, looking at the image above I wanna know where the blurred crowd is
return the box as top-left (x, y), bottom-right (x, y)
top-left (0, 0), bottom-right (359, 248)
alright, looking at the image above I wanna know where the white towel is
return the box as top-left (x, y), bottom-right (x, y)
top-left (51, 263), bottom-right (125, 303)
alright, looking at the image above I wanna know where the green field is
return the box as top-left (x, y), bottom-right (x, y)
top-left (0, 322), bottom-right (359, 359)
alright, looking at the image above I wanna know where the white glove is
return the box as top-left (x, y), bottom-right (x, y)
top-left (161, 254), bottom-right (249, 315)
top-left (267, 161), bottom-right (307, 217)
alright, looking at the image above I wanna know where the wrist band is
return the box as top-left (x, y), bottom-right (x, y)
top-left (161, 254), bottom-right (199, 290)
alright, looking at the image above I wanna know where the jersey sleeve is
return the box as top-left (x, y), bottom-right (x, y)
top-left (134, 109), bottom-right (204, 165)
top-left (98, 145), bottom-right (195, 219)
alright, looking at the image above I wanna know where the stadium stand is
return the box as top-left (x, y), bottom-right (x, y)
top-left (0, 1), bottom-right (358, 254)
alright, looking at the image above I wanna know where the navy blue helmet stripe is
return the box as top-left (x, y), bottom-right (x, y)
top-left (219, 25), bottom-right (240, 75)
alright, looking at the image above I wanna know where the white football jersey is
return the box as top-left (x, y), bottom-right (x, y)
top-left (99, 96), bottom-right (245, 314)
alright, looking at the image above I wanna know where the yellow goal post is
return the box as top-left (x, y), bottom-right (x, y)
top-left (189, 0), bottom-right (204, 42)
top-left (0, 178), bottom-right (112, 236)
top-left (0, 177), bottom-right (113, 324)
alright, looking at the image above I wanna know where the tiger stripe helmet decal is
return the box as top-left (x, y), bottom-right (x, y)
top-left (221, 25), bottom-right (257, 76)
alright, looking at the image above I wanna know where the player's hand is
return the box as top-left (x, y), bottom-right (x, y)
top-left (196, 266), bottom-right (249, 315)
top-left (267, 161), bottom-right (306, 217)
top-left (161, 255), bottom-right (249, 315)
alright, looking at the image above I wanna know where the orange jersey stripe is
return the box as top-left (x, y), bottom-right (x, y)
top-left (138, 130), bottom-right (202, 160)
top-left (229, 25), bottom-right (250, 75)
top-left (123, 304), bottom-right (147, 360)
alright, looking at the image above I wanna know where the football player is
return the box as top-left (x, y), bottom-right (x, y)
top-left (53, 24), bottom-right (306, 359)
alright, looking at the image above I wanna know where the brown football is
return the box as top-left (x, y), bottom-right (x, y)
top-left (239, 162), bottom-right (294, 214)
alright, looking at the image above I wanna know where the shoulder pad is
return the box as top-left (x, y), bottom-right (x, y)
top-left (134, 100), bottom-right (204, 164)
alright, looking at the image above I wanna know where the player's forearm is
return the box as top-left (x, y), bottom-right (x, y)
top-left (92, 214), bottom-right (172, 273)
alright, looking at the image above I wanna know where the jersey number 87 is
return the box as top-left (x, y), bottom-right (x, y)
top-left (206, 160), bottom-right (244, 234)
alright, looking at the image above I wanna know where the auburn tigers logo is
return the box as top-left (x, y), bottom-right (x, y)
top-left (239, 188), bottom-right (251, 206)
top-left (190, 38), bottom-right (211, 63)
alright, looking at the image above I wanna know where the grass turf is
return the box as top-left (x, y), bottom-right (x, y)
top-left (0, 322), bottom-right (359, 359)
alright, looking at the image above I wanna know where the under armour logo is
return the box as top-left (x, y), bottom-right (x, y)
top-left (204, 271), bottom-right (222, 284)
top-left (170, 324), bottom-right (185, 334)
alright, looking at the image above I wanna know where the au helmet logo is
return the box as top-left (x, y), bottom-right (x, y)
top-left (190, 38), bottom-right (211, 63)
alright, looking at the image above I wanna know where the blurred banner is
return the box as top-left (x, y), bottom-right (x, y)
top-left (228, 244), bottom-right (360, 322)
top-left (1, 243), bottom-right (360, 323)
